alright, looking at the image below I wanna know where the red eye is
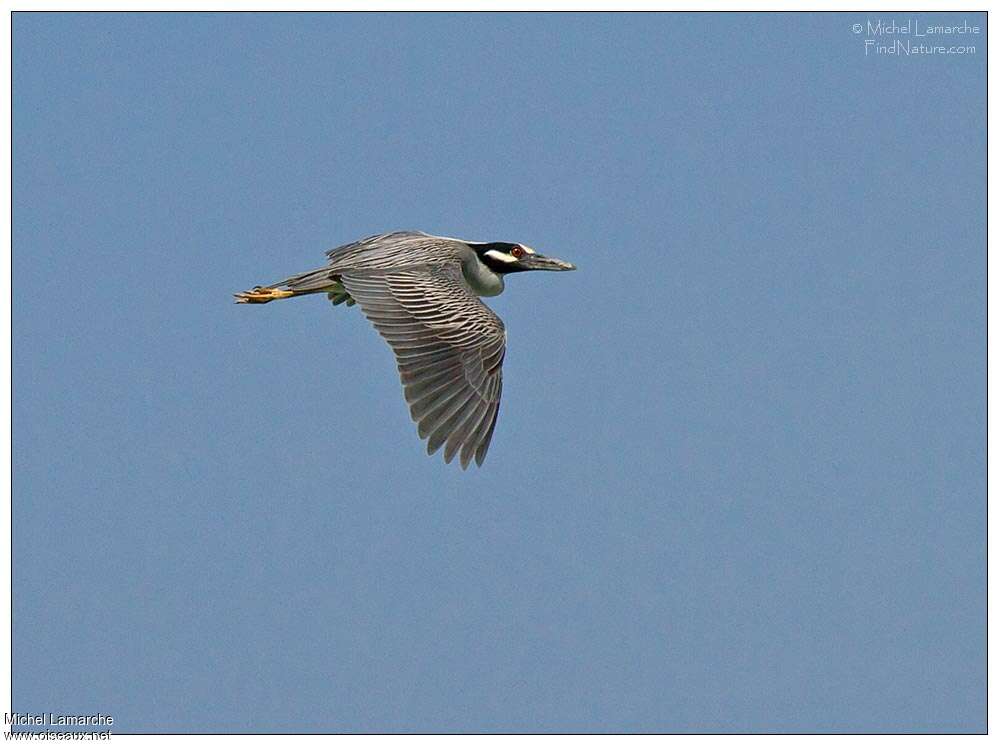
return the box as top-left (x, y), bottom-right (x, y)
top-left (511, 246), bottom-right (525, 258)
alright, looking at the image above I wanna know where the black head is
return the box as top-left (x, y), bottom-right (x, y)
top-left (472, 242), bottom-right (577, 274)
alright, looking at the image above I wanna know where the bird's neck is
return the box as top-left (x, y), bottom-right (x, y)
top-left (461, 254), bottom-right (506, 297)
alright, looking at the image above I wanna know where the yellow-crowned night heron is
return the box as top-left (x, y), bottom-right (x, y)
top-left (235, 231), bottom-right (576, 468)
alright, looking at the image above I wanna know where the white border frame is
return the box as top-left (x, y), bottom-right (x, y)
top-left (4, 5), bottom-right (991, 740)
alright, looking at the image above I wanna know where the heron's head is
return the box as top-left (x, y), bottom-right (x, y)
top-left (474, 242), bottom-right (577, 274)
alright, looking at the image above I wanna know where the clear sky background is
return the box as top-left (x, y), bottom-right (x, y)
top-left (13, 12), bottom-right (985, 734)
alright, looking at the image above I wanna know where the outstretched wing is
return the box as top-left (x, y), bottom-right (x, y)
top-left (339, 263), bottom-right (505, 468)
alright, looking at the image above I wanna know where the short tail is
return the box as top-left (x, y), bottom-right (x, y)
top-left (234, 266), bottom-right (344, 304)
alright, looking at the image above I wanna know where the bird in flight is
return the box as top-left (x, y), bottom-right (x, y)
top-left (235, 231), bottom-right (576, 468)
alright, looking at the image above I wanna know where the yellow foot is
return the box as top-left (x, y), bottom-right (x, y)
top-left (234, 286), bottom-right (295, 304)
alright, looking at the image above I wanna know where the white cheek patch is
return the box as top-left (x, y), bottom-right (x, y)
top-left (484, 249), bottom-right (518, 264)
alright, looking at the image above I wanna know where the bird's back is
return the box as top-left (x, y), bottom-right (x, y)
top-left (324, 231), bottom-right (466, 274)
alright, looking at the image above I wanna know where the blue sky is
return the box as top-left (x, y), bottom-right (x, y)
top-left (13, 12), bottom-right (985, 733)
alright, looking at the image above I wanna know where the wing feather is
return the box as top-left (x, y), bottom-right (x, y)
top-left (339, 263), bottom-right (506, 468)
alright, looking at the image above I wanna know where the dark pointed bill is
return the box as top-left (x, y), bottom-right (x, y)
top-left (521, 253), bottom-right (577, 271)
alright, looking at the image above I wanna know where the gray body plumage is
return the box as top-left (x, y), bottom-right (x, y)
top-left (236, 231), bottom-right (575, 469)
top-left (282, 231), bottom-right (507, 296)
